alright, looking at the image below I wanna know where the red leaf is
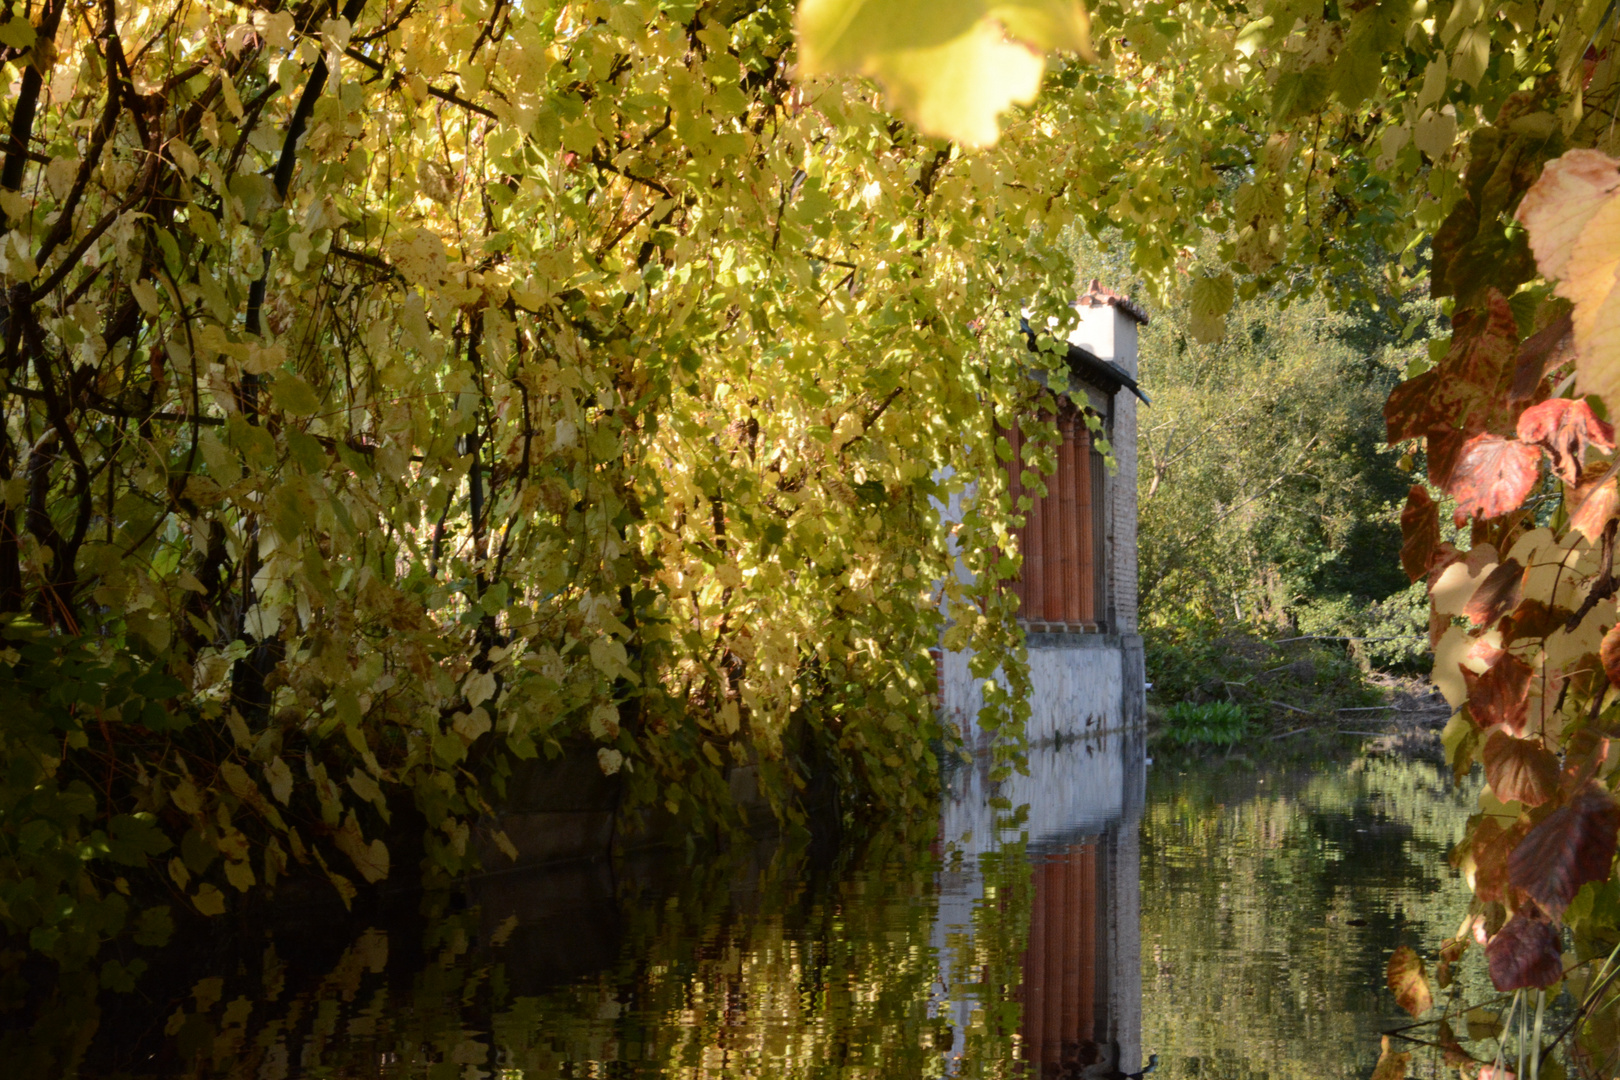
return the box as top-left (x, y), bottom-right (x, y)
top-left (1511, 309), bottom-right (1574, 403)
top-left (1486, 910), bottom-right (1564, 990)
top-left (1386, 945), bottom-right (1433, 1017)
top-left (1387, 368), bottom-right (1443, 444)
top-left (1446, 434), bottom-right (1542, 519)
top-left (1400, 485), bottom-right (1442, 583)
top-left (1385, 292), bottom-right (1521, 462)
top-left (1473, 815), bottom-right (1529, 903)
top-left (1507, 782), bottom-right (1620, 915)
top-left (1562, 729), bottom-right (1611, 791)
top-left (1516, 398), bottom-right (1617, 485)
top-left (1451, 294), bottom-right (1522, 402)
top-left (1569, 463), bottom-right (1620, 543)
top-left (1463, 651), bottom-right (1533, 734)
top-left (1463, 558), bottom-right (1524, 627)
top-left (1602, 622), bottom-right (1620, 687)
top-left (1482, 731), bottom-right (1560, 807)
top-left (1431, 426), bottom-right (1468, 492)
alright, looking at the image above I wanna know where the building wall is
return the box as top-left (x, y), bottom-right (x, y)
top-left (942, 634), bottom-right (1128, 748)
top-left (1068, 305), bottom-right (1139, 636)
top-left (939, 302), bottom-right (1145, 747)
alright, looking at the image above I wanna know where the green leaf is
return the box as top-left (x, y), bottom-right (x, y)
top-left (0, 19), bottom-right (36, 50)
top-left (271, 376), bottom-right (324, 416)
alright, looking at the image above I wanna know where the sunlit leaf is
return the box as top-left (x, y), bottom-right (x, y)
top-left (1516, 151), bottom-right (1620, 417)
top-left (1516, 398), bottom-right (1616, 485)
top-left (1482, 730), bottom-right (1559, 807)
top-left (1446, 434), bottom-right (1541, 520)
top-left (1386, 945), bottom-right (1433, 1017)
top-left (795, 0), bottom-right (1091, 146)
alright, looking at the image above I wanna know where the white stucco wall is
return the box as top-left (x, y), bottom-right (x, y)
top-left (941, 639), bottom-right (1127, 748)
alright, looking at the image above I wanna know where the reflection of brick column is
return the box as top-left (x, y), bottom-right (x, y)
top-left (1022, 843), bottom-right (1100, 1076)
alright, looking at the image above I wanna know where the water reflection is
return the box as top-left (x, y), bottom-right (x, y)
top-left (25, 737), bottom-right (1487, 1079)
top-left (1139, 750), bottom-right (1486, 1080)
top-left (937, 731), bottom-right (1147, 1079)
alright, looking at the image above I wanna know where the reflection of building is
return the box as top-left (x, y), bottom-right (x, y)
top-left (937, 282), bottom-right (1148, 747)
top-left (934, 731), bottom-right (1146, 1077)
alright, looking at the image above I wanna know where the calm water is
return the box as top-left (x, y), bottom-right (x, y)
top-left (38, 733), bottom-right (1493, 1078)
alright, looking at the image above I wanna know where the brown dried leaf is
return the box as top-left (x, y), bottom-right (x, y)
top-left (1516, 398), bottom-right (1617, 485)
top-left (1507, 781), bottom-right (1620, 915)
top-left (1386, 945), bottom-right (1433, 1017)
top-left (1464, 559), bottom-right (1524, 627)
top-left (1447, 434), bottom-right (1542, 520)
top-left (1502, 598), bottom-right (1571, 644)
top-left (1485, 909), bottom-right (1564, 990)
top-left (1463, 651), bottom-right (1533, 733)
top-left (1371, 1035), bottom-right (1411, 1080)
top-left (1401, 485), bottom-right (1442, 583)
top-left (1482, 730), bottom-right (1560, 807)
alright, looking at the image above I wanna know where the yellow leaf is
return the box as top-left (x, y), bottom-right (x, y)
top-left (1187, 272), bottom-right (1234, 344)
top-left (192, 884), bottom-right (226, 916)
top-left (1414, 107), bottom-right (1457, 159)
top-left (796, 0), bottom-right (1090, 147)
top-left (168, 856), bottom-right (190, 890)
top-left (265, 756), bottom-right (293, 805)
top-left (597, 747), bottom-right (624, 774)
top-left (224, 858), bottom-right (256, 892)
top-left (347, 768), bottom-right (384, 806)
top-left (589, 702), bottom-right (621, 741)
top-left (333, 812), bottom-right (390, 883)
top-left (453, 706), bottom-right (492, 741)
top-left (130, 278), bottom-right (160, 315)
top-left (463, 669), bottom-right (496, 707)
top-left (170, 780), bottom-right (202, 815)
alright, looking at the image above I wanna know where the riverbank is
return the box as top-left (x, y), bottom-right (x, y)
top-left (1145, 631), bottom-right (1446, 755)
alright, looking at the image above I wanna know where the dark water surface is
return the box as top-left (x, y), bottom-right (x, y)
top-left (48, 734), bottom-right (1488, 1078)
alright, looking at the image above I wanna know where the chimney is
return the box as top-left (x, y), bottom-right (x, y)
top-left (1068, 279), bottom-right (1147, 378)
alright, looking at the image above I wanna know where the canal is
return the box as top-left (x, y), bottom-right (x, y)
top-left (49, 731), bottom-right (1489, 1077)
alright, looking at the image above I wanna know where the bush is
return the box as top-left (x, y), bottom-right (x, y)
top-left (1158, 701), bottom-right (1251, 749)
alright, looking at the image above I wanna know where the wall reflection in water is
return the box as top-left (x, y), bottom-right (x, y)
top-left (937, 730), bottom-right (1146, 1079)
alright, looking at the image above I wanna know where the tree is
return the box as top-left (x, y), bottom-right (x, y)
top-left (0, 0), bottom-right (1104, 974)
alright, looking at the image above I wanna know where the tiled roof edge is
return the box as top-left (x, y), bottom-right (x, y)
top-left (1075, 278), bottom-right (1149, 326)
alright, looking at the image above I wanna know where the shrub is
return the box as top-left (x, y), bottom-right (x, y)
top-left (1158, 701), bottom-right (1251, 749)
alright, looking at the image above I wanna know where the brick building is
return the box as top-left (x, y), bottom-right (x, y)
top-left (939, 282), bottom-right (1148, 746)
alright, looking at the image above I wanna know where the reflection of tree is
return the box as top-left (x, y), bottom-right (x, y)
top-left (1139, 755), bottom-right (1486, 1080)
top-left (50, 823), bottom-right (1035, 1079)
